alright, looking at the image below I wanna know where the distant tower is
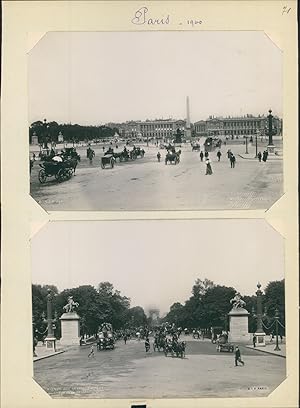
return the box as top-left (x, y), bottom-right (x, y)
top-left (185, 96), bottom-right (192, 139)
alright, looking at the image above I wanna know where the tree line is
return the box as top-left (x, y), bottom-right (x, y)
top-left (32, 278), bottom-right (285, 339)
top-left (32, 282), bottom-right (149, 338)
top-left (163, 278), bottom-right (285, 335)
top-left (29, 120), bottom-right (119, 144)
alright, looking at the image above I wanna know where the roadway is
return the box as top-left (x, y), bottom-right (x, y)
top-left (30, 141), bottom-right (283, 211)
top-left (33, 336), bottom-right (286, 399)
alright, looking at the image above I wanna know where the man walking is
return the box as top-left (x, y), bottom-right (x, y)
top-left (252, 334), bottom-right (257, 348)
top-left (88, 344), bottom-right (95, 358)
top-left (234, 346), bottom-right (245, 366)
top-left (217, 150), bottom-right (222, 161)
top-left (200, 151), bottom-right (204, 162)
top-left (257, 151), bottom-right (262, 162)
top-left (205, 158), bottom-right (213, 175)
top-left (145, 337), bottom-right (150, 352)
top-left (230, 154), bottom-right (236, 168)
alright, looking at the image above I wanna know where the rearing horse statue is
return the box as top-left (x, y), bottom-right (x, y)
top-left (63, 296), bottom-right (79, 313)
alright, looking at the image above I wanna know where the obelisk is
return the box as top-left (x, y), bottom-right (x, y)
top-left (185, 96), bottom-right (192, 140)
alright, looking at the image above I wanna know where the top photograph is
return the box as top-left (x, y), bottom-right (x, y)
top-left (29, 31), bottom-right (283, 212)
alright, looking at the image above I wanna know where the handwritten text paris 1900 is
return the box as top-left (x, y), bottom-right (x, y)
top-left (131, 7), bottom-right (170, 25)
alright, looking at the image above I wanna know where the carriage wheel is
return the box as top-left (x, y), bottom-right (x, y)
top-left (57, 168), bottom-right (66, 182)
top-left (66, 169), bottom-right (73, 179)
top-left (38, 169), bottom-right (47, 184)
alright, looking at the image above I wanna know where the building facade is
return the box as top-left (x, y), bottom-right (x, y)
top-left (106, 119), bottom-right (186, 140)
top-left (194, 114), bottom-right (282, 138)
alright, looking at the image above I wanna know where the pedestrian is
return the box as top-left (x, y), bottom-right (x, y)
top-left (217, 151), bottom-right (222, 161)
top-left (157, 152), bottom-right (161, 162)
top-left (205, 158), bottom-right (213, 175)
top-left (204, 151), bottom-right (209, 159)
top-left (124, 334), bottom-right (128, 344)
top-left (252, 334), bottom-right (257, 348)
top-left (200, 151), bottom-right (204, 162)
top-left (230, 154), bottom-right (236, 168)
top-left (227, 149), bottom-right (232, 159)
top-left (262, 150), bottom-right (268, 162)
top-left (234, 346), bottom-right (244, 366)
top-left (257, 151), bottom-right (262, 162)
top-left (145, 337), bottom-right (150, 352)
top-left (88, 344), bottom-right (95, 358)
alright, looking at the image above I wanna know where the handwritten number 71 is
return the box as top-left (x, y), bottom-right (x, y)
top-left (282, 6), bottom-right (291, 15)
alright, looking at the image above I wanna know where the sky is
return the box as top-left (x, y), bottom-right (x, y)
top-left (31, 220), bottom-right (284, 315)
top-left (28, 31), bottom-right (282, 126)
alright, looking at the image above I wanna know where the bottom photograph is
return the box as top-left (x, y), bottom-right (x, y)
top-left (31, 219), bottom-right (286, 399)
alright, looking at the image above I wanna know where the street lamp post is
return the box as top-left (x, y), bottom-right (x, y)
top-left (274, 308), bottom-right (281, 351)
top-left (245, 136), bottom-right (249, 154)
top-left (255, 130), bottom-right (259, 158)
top-left (44, 289), bottom-right (57, 352)
top-left (255, 282), bottom-right (266, 346)
top-left (266, 109), bottom-right (276, 154)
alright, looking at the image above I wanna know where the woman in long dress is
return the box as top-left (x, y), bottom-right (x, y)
top-left (205, 158), bottom-right (213, 175)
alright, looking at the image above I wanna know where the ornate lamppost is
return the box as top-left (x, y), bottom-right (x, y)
top-left (254, 282), bottom-right (266, 346)
top-left (254, 129), bottom-right (260, 158)
top-left (266, 109), bottom-right (277, 154)
top-left (245, 135), bottom-right (249, 154)
top-left (43, 289), bottom-right (57, 352)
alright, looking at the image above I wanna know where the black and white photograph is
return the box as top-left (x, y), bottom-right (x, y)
top-left (29, 31), bottom-right (283, 211)
top-left (32, 220), bottom-right (286, 399)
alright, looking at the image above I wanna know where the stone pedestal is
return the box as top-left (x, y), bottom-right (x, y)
top-left (31, 135), bottom-right (39, 145)
top-left (255, 332), bottom-right (266, 346)
top-left (185, 128), bottom-right (192, 140)
top-left (59, 312), bottom-right (81, 346)
top-left (267, 144), bottom-right (276, 154)
top-left (228, 307), bottom-right (250, 343)
top-left (44, 336), bottom-right (56, 352)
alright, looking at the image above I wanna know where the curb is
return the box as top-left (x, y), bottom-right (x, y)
top-left (245, 345), bottom-right (286, 358)
top-left (33, 349), bottom-right (66, 362)
top-left (238, 154), bottom-right (283, 161)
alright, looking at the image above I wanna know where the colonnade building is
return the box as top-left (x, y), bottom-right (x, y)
top-left (194, 115), bottom-right (282, 137)
top-left (106, 119), bottom-right (186, 140)
top-left (107, 113), bottom-right (282, 140)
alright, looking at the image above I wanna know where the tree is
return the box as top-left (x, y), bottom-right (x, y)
top-left (126, 306), bottom-right (147, 327)
top-left (163, 302), bottom-right (185, 326)
top-left (32, 284), bottom-right (59, 336)
top-left (192, 278), bottom-right (215, 298)
top-left (56, 285), bottom-right (101, 336)
top-left (97, 282), bottom-right (131, 329)
top-left (201, 285), bottom-right (236, 329)
top-left (263, 279), bottom-right (285, 323)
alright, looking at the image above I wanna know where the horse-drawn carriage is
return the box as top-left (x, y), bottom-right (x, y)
top-left (63, 147), bottom-right (81, 162)
top-left (38, 159), bottom-right (75, 183)
top-left (132, 146), bottom-right (145, 158)
top-left (97, 323), bottom-right (115, 350)
top-left (153, 335), bottom-right (166, 352)
top-left (216, 333), bottom-right (234, 353)
top-left (101, 155), bottom-right (115, 169)
top-left (165, 150), bottom-right (181, 165)
top-left (164, 339), bottom-right (186, 358)
top-left (192, 143), bottom-right (200, 151)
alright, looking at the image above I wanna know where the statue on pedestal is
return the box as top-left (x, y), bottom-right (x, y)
top-left (230, 292), bottom-right (246, 309)
top-left (63, 296), bottom-right (79, 313)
